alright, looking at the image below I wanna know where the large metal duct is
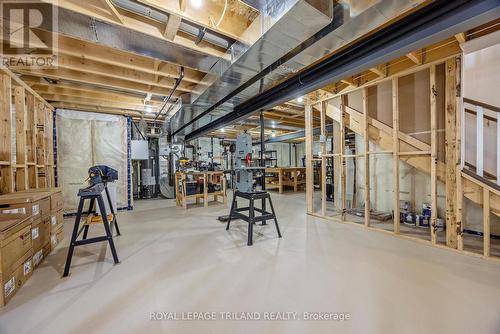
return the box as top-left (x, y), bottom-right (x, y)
top-left (171, 0), bottom-right (432, 138)
top-left (186, 0), bottom-right (500, 140)
top-left (169, 0), bottom-right (336, 137)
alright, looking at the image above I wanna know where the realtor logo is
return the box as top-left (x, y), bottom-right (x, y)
top-left (1, 1), bottom-right (58, 68)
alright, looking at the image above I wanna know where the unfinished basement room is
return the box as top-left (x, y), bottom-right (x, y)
top-left (0, 0), bottom-right (500, 333)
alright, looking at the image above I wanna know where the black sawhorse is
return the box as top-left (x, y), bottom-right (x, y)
top-left (82, 182), bottom-right (121, 239)
top-left (226, 191), bottom-right (282, 246)
top-left (63, 183), bottom-right (119, 277)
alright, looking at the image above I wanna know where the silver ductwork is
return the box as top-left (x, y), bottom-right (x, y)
top-left (170, 0), bottom-right (428, 138)
top-left (170, 0), bottom-right (335, 136)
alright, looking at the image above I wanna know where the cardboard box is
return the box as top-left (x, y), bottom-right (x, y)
top-left (0, 216), bottom-right (33, 274)
top-left (50, 225), bottom-right (64, 250)
top-left (32, 217), bottom-right (50, 254)
top-left (16, 188), bottom-right (63, 214)
top-left (33, 242), bottom-right (50, 268)
top-left (0, 192), bottom-right (51, 221)
top-left (1, 252), bottom-right (33, 306)
top-left (49, 210), bottom-right (63, 233)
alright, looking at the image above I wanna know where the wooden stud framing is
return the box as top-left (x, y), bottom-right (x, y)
top-left (445, 58), bottom-right (458, 248)
top-left (483, 188), bottom-right (490, 257)
top-left (302, 40), bottom-right (498, 260)
top-left (164, 14), bottom-right (182, 41)
top-left (456, 56), bottom-right (464, 250)
top-left (0, 74), bottom-right (14, 194)
top-left (0, 69), bottom-right (54, 194)
top-left (363, 88), bottom-right (370, 227)
top-left (340, 95), bottom-right (347, 221)
top-left (14, 86), bottom-right (28, 191)
top-left (392, 78), bottom-right (400, 234)
top-left (430, 65), bottom-right (438, 244)
top-left (305, 102), bottom-right (314, 214)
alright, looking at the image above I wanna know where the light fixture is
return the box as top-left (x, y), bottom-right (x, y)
top-left (220, 128), bottom-right (225, 132)
top-left (144, 105), bottom-right (154, 113)
top-left (190, 0), bottom-right (202, 8)
top-left (271, 132), bottom-right (276, 137)
top-left (271, 121), bottom-right (276, 129)
top-left (297, 97), bottom-right (303, 103)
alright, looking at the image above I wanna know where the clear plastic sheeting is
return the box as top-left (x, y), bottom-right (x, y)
top-left (56, 109), bottom-right (128, 212)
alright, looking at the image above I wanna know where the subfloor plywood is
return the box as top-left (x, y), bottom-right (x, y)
top-left (1, 193), bottom-right (500, 334)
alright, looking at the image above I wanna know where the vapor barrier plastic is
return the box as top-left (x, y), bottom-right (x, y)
top-left (56, 109), bottom-right (128, 212)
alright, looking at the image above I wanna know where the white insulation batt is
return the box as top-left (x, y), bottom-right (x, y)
top-left (56, 109), bottom-right (128, 212)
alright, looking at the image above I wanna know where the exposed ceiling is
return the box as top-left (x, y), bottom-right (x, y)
top-left (2, 0), bottom-right (321, 138)
top-left (2, 0), bottom-right (499, 143)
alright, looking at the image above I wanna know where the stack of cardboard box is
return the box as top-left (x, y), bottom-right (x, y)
top-left (0, 188), bottom-right (64, 306)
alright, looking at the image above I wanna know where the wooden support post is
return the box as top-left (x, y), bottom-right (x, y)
top-left (14, 87), bottom-right (27, 165)
top-left (305, 102), bottom-right (314, 214)
top-left (321, 101), bottom-right (327, 216)
top-left (445, 58), bottom-right (458, 248)
top-left (456, 174), bottom-right (464, 250)
top-left (15, 86), bottom-right (28, 191)
top-left (392, 78), bottom-right (400, 234)
top-left (483, 188), bottom-right (490, 257)
top-left (278, 169), bottom-right (283, 194)
top-left (456, 57), bottom-right (464, 250)
top-left (362, 88), bottom-right (370, 227)
top-left (0, 74), bottom-right (13, 194)
top-left (182, 174), bottom-right (187, 210)
top-left (340, 95), bottom-right (347, 221)
top-left (26, 94), bottom-right (36, 164)
top-left (430, 65), bottom-right (438, 244)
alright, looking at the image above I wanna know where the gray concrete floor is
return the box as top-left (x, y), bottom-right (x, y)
top-left (1, 192), bottom-right (500, 334)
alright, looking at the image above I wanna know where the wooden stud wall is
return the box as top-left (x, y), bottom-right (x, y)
top-left (0, 69), bottom-right (55, 194)
top-left (305, 50), bottom-right (500, 261)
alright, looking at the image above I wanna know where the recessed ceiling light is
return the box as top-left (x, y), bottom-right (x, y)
top-left (190, 0), bottom-right (202, 8)
top-left (297, 97), bottom-right (303, 103)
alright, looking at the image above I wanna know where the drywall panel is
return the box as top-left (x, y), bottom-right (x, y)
top-left (436, 63), bottom-right (446, 163)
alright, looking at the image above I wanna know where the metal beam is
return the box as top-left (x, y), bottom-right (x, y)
top-left (185, 0), bottom-right (500, 141)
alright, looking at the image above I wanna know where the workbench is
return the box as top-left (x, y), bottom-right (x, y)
top-left (175, 171), bottom-right (227, 209)
top-left (265, 167), bottom-right (306, 193)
